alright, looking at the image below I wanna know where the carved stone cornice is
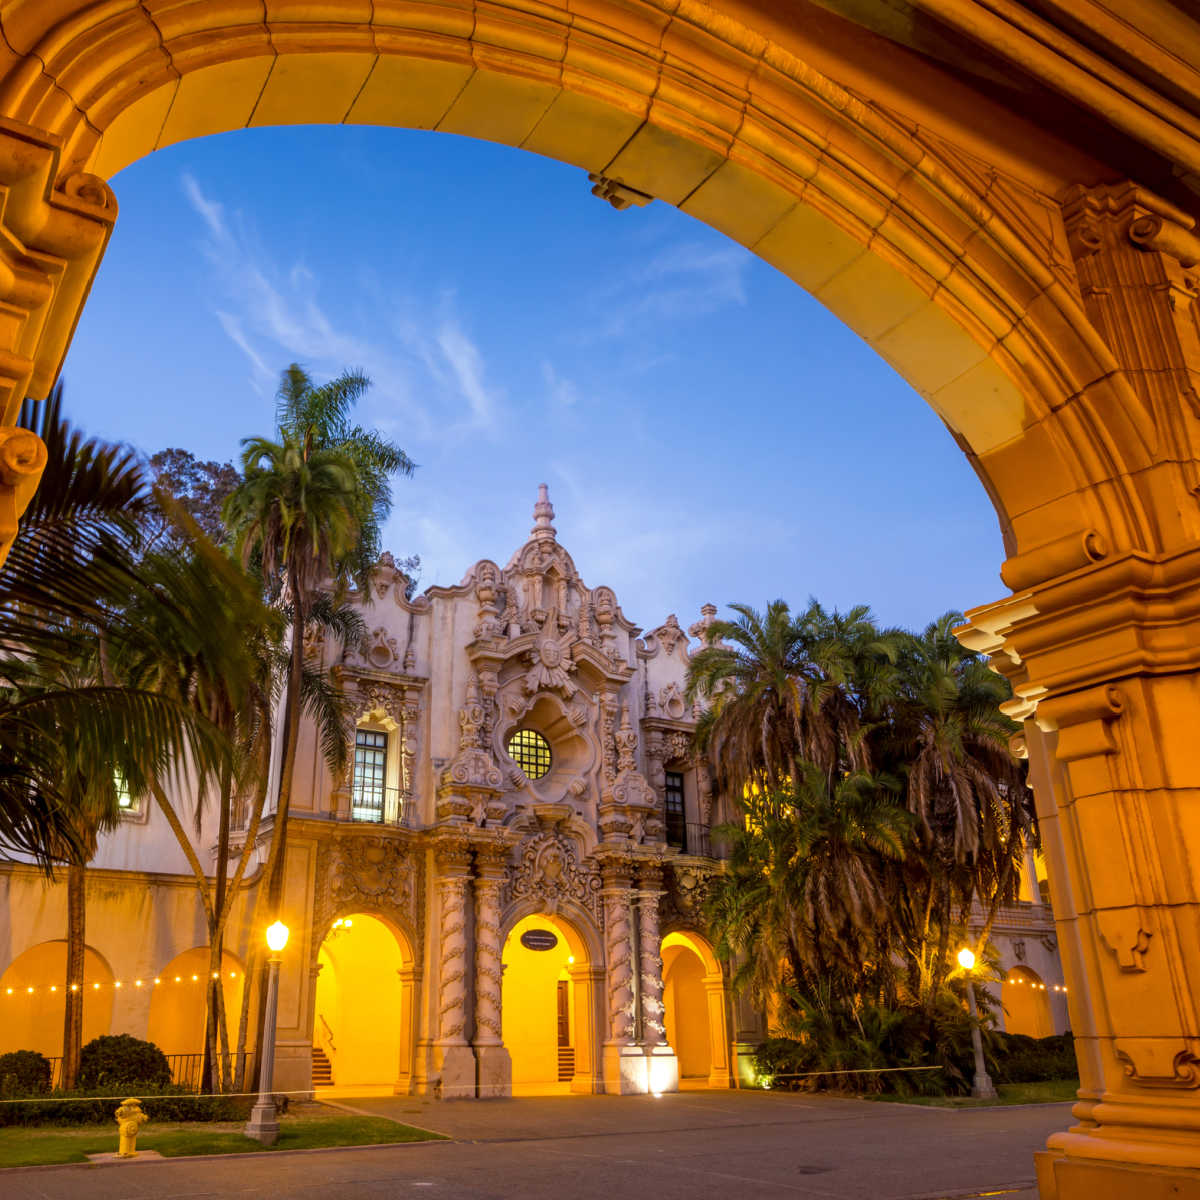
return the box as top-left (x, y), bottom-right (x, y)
top-left (431, 831), bottom-right (474, 876)
top-left (960, 544), bottom-right (1200, 708)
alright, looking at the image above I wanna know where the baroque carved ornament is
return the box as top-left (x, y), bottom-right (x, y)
top-left (502, 831), bottom-right (604, 931)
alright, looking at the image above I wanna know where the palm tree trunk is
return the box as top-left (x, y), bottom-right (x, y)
top-left (61, 860), bottom-right (86, 1089)
top-left (261, 593), bottom-right (305, 917)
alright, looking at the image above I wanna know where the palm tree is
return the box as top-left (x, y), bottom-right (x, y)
top-left (223, 365), bottom-right (414, 917)
top-left (0, 385), bottom-right (236, 1084)
top-left (705, 768), bottom-right (910, 1018)
top-left (686, 600), bottom-right (894, 794)
top-left (879, 612), bottom-right (1030, 1009)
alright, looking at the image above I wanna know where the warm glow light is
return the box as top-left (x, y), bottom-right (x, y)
top-left (49, 985), bottom-right (56, 992)
top-left (957, 947), bottom-right (976, 971)
top-left (25, 986), bottom-right (32, 993)
top-left (70, 984), bottom-right (78, 991)
top-left (229, 971), bottom-right (237, 978)
top-left (135, 980), bottom-right (143, 987)
top-left (344, 919), bottom-right (353, 928)
top-left (114, 981), bottom-right (122, 988)
top-left (192, 974), bottom-right (199, 981)
top-left (212, 972), bottom-right (219, 979)
top-left (175, 976), bottom-right (181, 982)
top-left (92, 982), bottom-right (100, 990)
top-left (567, 955), bottom-right (575, 964)
top-left (4, 988), bottom-right (11, 995)
top-left (266, 921), bottom-right (290, 952)
top-left (154, 978), bottom-right (161, 985)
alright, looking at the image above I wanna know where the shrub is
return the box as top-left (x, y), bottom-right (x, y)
top-left (992, 1031), bottom-right (1076, 1083)
top-left (0, 1050), bottom-right (51, 1097)
top-left (77, 1035), bottom-right (170, 1090)
top-left (0, 1084), bottom-right (252, 1127)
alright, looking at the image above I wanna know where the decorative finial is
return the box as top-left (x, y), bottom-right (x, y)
top-left (531, 483), bottom-right (556, 541)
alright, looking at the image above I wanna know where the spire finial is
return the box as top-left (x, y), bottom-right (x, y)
top-left (531, 483), bottom-right (556, 541)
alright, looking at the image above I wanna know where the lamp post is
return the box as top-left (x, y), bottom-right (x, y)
top-left (245, 920), bottom-right (289, 1146)
top-left (957, 947), bottom-right (997, 1100)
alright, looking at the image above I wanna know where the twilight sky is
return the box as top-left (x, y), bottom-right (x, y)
top-left (62, 123), bottom-right (1004, 634)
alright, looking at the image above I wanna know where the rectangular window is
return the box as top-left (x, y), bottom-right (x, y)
top-left (352, 729), bottom-right (388, 822)
top-left (664, 770), bottom-right (686, 852)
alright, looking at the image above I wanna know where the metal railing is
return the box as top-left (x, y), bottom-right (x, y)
top-left (666, 822), bottom-right (717, 858)
top-left (41, 1051), bottom-right (257, 1092)
top-left (349, 784), bottom-right (417, 828)
top-left (317, 1013), bottom-right (336, 1056)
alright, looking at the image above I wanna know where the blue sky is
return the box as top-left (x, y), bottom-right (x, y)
top-left (63, 124), bottom-right (1003, 633)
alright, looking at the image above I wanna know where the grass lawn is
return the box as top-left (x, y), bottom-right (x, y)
top-left (0, 1104), bottom-right (444, 1169)
top-left (869, 1078), bottom-right (1079, 1108)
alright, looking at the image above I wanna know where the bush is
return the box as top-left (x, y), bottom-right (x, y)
top-left (0, 1050), bottom-right (51, 1097)
top-left (77, 1035), bottom-right (170, 1090)
top-left (0, 1084), bottom-right (253, 1127)
top-left (992, 1031), bottom-right (1076, 1083)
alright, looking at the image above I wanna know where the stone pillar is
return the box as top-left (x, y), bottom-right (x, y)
top-left (394, 965), bottom-right (420, 1096)
top-left (962, 566), bottom-right (1200, 1200)
top-left (472, 841), bottom-right (511, 1098)
top-left (431, 834), bottom-right (476, 1100)
top-left (704, 969), bottom-right (733, 1089)
top-left (600, 856), bottom-right (643, 1094)
top-left (637, 861), bottom-right (679, 1095)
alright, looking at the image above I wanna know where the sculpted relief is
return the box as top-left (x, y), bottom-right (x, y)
top-left (502, 831), bottom-right (604, 931)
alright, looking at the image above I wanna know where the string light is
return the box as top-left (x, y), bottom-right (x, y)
top-left (1, 973), bottom-right (241, 996)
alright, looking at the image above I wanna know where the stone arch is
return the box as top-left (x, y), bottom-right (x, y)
top-left (661, 929), bottom-right (731, 1088)
top-left (1002, 964), bottom-right (1054, 1040)
top-left (145, 946), bottom-right (244, 1061)
top-left (313, 911), bottom-right (417, 1092)
top-left (0, 940), bottom-right (115, 1063)
top-left (500, 903), bottom-right (603, 1095)
top-left (0, 0), bottom-right (1167, 575)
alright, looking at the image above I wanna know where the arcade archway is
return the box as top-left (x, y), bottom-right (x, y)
top-left (662, 930), bottom-right (731, 1089)
top-left (145, 947), bottom-right (244, 1060)
top-left (1002, 966), bottom-right (1054, 1040)
top-left (501, 912), bottom-right (599, 1096)
top-left (0, 941), bottom-right (114, 1066)
top-left (313, 913), bottom-right (415, 1093)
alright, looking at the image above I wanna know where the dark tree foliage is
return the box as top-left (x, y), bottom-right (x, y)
top-left (77, 1034), bottom-right (171, 1088)
top-left (147, 448), bottom-right (240, 549)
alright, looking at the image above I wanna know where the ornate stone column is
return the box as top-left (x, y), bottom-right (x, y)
top-left (472, 839), bottom-right (512, 1098)
top-left (431, 834), bottom-right (476, 1100)
top-left (599, 855), bottom-right (642, 1094)
top-left (637, 860), bottom-right (679, 1095)
top-left (394, 964), bottom-right (420, 1096)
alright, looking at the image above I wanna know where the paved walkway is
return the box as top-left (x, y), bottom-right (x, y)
top-left (6, 1090), bottom-right (1067, 1199)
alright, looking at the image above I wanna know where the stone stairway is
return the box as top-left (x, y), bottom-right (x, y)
top-left (312, 1046), bottom-right (334, 1087)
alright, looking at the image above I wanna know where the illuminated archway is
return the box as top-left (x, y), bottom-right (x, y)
top-left (1002, 965), bottom-right (1053, 1040)
top-left (146, 947), bottom-right (244, 1061)
top-left (662, 930), bottom-right (731, 1089)
top-left (0, 941), bottom-right (114, 1064)
top-left (313, 913), bottom-right (415, 1093)
top-left (501, 911), bottom-right (599, 1096)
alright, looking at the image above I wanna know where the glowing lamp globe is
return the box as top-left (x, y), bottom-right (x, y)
top-left (265, 921), bottom-right (290, 953)
top-left (957, 947), bottom-right (976, 971)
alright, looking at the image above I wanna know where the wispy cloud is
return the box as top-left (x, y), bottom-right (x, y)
top-left (580, 238), bottom-right (752, 342)
top-left (180, 172), bottom-right (501, 440)
top-left (541, 360), bottom-right (580, 410)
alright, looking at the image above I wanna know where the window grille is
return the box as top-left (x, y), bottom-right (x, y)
top-left (507, 728), bottom-right (552, 780)
top-left (352, 729), bottom-right (388, 822)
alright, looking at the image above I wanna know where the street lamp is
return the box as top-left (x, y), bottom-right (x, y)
top-left (245, 921), bottom-right (289, 1146)
top-left (957, 947), bottom-right (997, 1101)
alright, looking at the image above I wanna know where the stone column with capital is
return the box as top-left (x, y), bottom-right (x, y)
top-left (472, 840), bottom-right (512, 1098)
top-left (600, 856), bottom-right (644, 1093)
top-left (431, 835), bottom-right (476, 1099)
top-left (637, 861), bottom-right (679, 1094)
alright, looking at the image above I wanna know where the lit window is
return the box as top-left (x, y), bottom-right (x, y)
top-left (508, 729), bottom-right (552, 780)
top-left (352, 729), bottom-right (388, 822)
top-left (664, 771), bottom-right (686, 851)
top-left (114, 773), bottom-right (133, 809)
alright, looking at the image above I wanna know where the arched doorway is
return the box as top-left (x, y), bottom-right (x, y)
top-left (662, 931), bottom-right (731, 1089)
top-left (146, 948), bottom-right (244, 1064)
top-left (313, 914), bottom-right (415, 1094)
top-left (501, 912), bottom-right (598, 1096)
top-left (1002, 966), bottom-right (1053, 1040)
top-left (0, 941), bottom-right (114, 1070)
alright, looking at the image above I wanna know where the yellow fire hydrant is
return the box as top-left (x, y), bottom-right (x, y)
top-left (114, 1097), bottom-right (148, 1157)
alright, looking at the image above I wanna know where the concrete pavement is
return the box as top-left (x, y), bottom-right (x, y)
top-left (4, 1090), bottom-right (1067, 1199)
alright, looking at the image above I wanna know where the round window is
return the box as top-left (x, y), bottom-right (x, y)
top-left (507, 728), bottom-right (552, 780)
